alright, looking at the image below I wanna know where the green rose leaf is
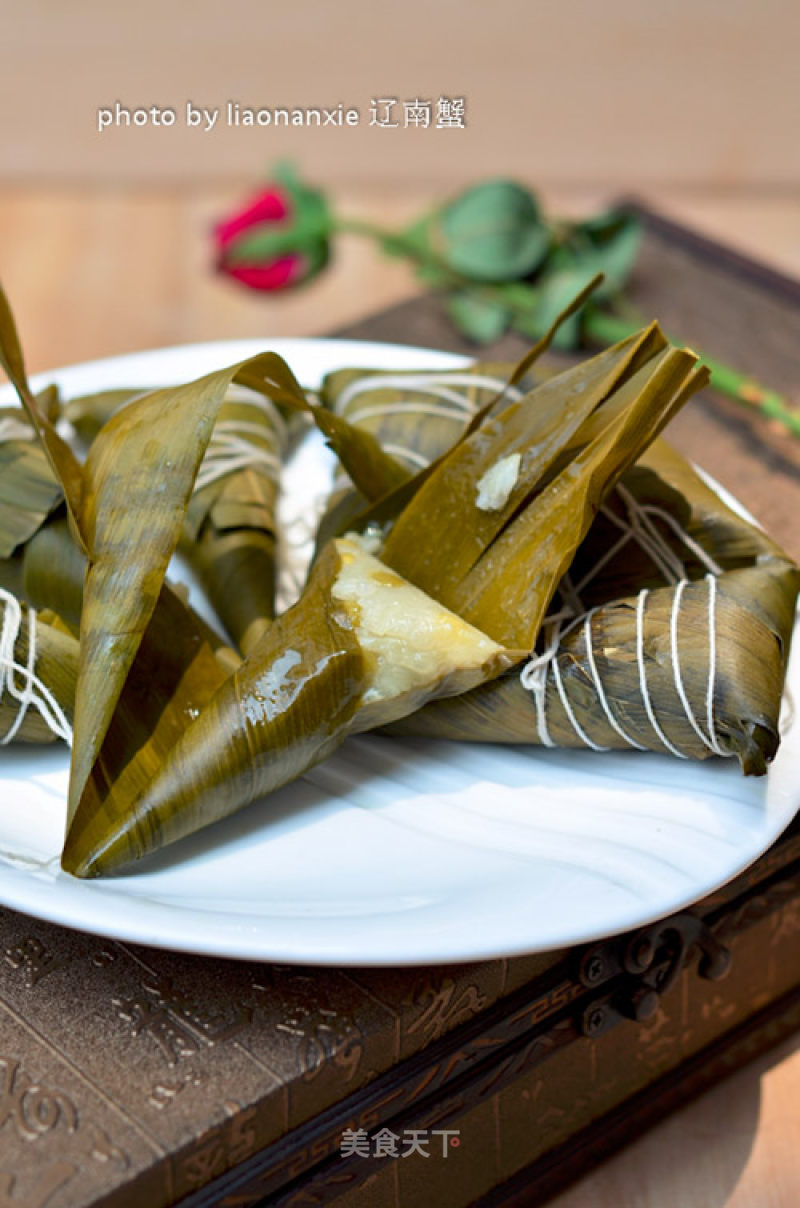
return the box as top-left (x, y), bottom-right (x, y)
top-left (566, 210), bottom-right (641, 296)
top-left (515, 212), bottom-right (641, 349)
top-left (447, 291), bottom-right (513, 344)
top-left (437, 180), bottom-right (551, 283)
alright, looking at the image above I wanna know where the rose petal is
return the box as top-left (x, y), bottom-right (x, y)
top-left (220, 255), bottom-right (305, 291)
top-left (213, 189), bottom-right (291, 249)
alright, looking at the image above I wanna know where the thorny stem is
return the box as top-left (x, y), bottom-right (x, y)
top-left (335, 218), bottom-right (800, 441)
top-left (584, 308), bottom-right (800, 439)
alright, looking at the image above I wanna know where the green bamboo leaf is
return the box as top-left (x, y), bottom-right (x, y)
top-left (0, 424), bottom-right (63, 558)
top-left (63, 536), bottom-right (516, 877)
top-left (380, 325), bottom-right (670, 633)
top-left (62, 388), bottom-right (149, 443)
top-left (181, 388), bottom-right (288, 655)
top-left (67, 351), bottom-right (312, 825)
top-left (312, 407), bottom-right (413, 501)
top-left (0, 284), bottom-right (86, 541)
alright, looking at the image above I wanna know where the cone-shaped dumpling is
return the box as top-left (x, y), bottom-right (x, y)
top-left (63, 316), bottom-right (709, 876)
top-left (389, 439), bottom-right (799, 775)
top-left (61, 536), bottom-right (515, 876)
top-left (61, 383), bottom-right (289, 656)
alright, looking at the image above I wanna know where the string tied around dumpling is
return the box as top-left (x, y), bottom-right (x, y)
top-left (334, 371), bottom-right (525, 425)
top-left (330, 371), bottom-right (525, 490)
top-left (520, 482), bottom-right (733, 760)
top-left (0, 588), bottom-right (73, 747)
top-left (0, 415), bottom-right (36, 443)
top-left (193, 390), bottom-right (288, 494)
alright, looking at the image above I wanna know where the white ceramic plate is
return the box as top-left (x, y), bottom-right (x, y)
top-left (0, 339), bottom-right (798, 966)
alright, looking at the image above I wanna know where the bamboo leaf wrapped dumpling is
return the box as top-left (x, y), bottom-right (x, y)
top-left (53, 353), bottom-right (308, 828)
top-left (320, 360), bottom-right (539, 491)
top-left (179, 384), bottom-right (288, 654)
top-left (314, 279), bottom-right (598, 551)
top-left (389, 438), bottom-right (799, 775)
top-left (61, 382), bottom-right (289, 655)
top-left (0, 286), bottom-right (287, 817)
top-left (0, 406), bottom-right (64, 560)
top-left (62, 534), bottom-right (519, 876)
top-left (60, 317), bottom-right (709, 876)
top-left (0, 587), bottom-right (76, 745)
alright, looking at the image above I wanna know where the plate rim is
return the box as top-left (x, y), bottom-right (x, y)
top-left (0, 336), bottom-right (797, 967)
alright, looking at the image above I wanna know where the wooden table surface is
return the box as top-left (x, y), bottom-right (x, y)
top-left (1, 184), bottom-right (799, 1208)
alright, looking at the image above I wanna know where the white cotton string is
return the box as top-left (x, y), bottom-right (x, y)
top-left (330, 441), bottom-right (430, 493)
top-left (639, 504), bottom-right (725, 577)
top-left (343, 400), bottom-right (477, 428)
top-left (670, 579), bottom-right (705, 751)
top-left (557, 571), bottom-right (585, 620)
top-left (605, 487), bottom-right (687, 583)
top-left (193, 388), bottom-right (289, 493)
top-left (329, 371), bottom-right (525, 493)
top-left (704, 574), bottom-right (727, 756)
top-left (333, 372), bottom-right (524, 418)
top-left (519, 479), bottom-right (732, 759)
top-left (636, 588), bottom-right (688, 758)
top-left (519, 614), bottom-right (572, 748)
top-left (194, 423), bottom-right (283, 494)
top-left (222, 387), bottom-right (290, 451)
top-left (612, 485), bottom-right (725, 580)
top-left (0, 589), bottom-right (72, 746)
top-left (551, 649), bottom-right (610, 752)
top-left (670, 575), bottom-right (728, 757)
top-left (582, 608), bottom-right (649, 750)
top-left (596, 505), bottom-right (682, 584)
top-left (379, 443), bottom-right (430, 471)
top-left (0, 416), bottom-right (36, 443)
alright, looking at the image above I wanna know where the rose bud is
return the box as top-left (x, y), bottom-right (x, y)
top-left (213, 164), bottom-right (331, 290)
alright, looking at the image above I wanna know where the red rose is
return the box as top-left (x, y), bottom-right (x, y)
top-left (213, 166), bottom-right (331, 291)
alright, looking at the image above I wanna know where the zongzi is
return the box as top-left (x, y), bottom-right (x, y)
top-left (61, 382), bottom-right (289, 655)
top-left (0, 587), bottom-right (76, 745)
top-left (60, 316), bottom-right (709, 875)
top-left (389, 438), bottom-right (799, 775)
